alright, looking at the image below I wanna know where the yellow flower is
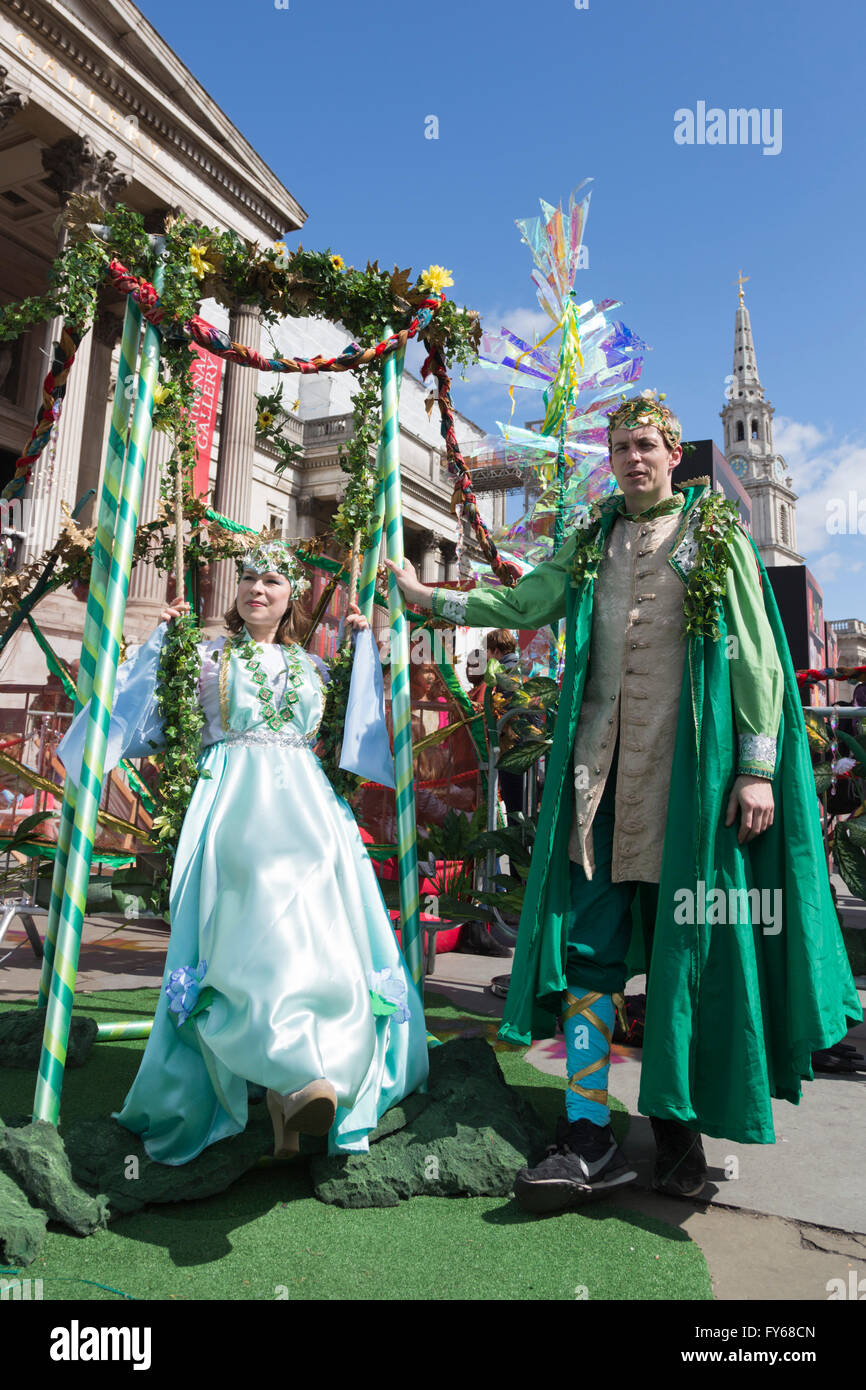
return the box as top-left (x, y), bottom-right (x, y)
top-left (330, 254), bottom-right (345, 271)
top-left (152, 382), bottom-right (169, 406)
top-left (189, 245), bottom-right (216, 280)
top-left (419, 264), bottom-right (454, 294)
top-left (257, 410), bottom-right (275, 432)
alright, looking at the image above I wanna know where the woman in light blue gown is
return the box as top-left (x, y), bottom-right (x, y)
top-left (60, 541), bottom-right (429, 1164)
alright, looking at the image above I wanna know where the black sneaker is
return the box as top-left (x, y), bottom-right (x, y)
top-left (513, 1117), bottom-right (638, 1214)
top-left (650, 1116), bottom-right (707, 1198)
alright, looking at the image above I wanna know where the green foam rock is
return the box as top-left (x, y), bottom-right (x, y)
top-left (0, 1008), bottom-right (98, 1070)
top-left (312, 1036), bottom-right (549, 1207)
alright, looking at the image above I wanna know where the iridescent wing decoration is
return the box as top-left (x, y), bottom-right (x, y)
top-left (464, 179), bottom-right (651, 576)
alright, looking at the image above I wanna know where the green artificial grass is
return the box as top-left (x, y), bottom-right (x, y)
top-left (0, 987), bottom-right (712, 1301)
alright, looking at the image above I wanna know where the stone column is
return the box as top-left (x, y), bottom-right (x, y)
top-left (439, 538), bottom-right (459, 583)
top-left (292, 494), bottom-right (317, 541)
top-left (23, 321), bottom-right (94, 562)
top-left (419, 528), bottom-right (443, 585)
top-left (22, 137), bottom-right (128, 562)
top-left (75, 306), bottom-right (120, 527)
top-left (205, 305), bottom-right (262, 623)
top-left (127, 427), bottom-right (172, 618)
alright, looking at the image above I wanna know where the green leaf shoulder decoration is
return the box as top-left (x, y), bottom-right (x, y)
top-left (680, 491), bottom-right (742, 641)
top-left (568, 497), bottom-right (617, 590)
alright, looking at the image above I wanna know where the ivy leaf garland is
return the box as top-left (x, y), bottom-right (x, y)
top-left (316, 638), bottom-right (362, 803)
top-left (150, 615), bottom-right (206, 911)
top-left (257, 384), bottom-right (304, 474)
top-left (333, 369), bottom-right (382, 553)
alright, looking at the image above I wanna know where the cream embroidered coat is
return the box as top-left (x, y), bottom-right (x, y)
top-left (567, 504), bottom-right (689, 882)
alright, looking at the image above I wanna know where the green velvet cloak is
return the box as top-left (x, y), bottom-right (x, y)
top-left (498, 485), bottom-right (862, 1143)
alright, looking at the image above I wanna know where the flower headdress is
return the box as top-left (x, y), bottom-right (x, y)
top-left (235, 541), bottom-right (311, 599)
top-left (606, 389), bottom-right (681, 453)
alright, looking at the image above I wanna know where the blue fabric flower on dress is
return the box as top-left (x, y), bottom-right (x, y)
top-left (367, 968), bottom-right (410, 1024)
top-left (165, 961), bottom-right (209, 1027)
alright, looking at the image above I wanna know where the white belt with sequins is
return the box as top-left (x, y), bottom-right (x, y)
top-left (223, 728), bottom-right (317, 750)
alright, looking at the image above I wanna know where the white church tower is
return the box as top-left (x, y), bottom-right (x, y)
top-left (720, 273), bottom-right (802, 566)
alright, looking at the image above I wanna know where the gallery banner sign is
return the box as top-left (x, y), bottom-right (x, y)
top-left (188, 344), bottom-right (223, 500)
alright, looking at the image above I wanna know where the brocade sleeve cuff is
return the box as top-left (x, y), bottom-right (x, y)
top-left (737, 732), bottom-right (777, 780)
top-left (431, 586), bottom-right (469, 625)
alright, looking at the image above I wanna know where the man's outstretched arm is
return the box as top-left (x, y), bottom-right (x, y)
top-left (385, 530), bottom-right (578, 633)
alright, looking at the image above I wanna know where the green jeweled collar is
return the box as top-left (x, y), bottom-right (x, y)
top-left (616, 489), bottom-right (685, 523)
top-left (220, 631), bottom-right (306, 732)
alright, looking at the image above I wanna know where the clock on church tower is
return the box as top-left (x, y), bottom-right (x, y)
top-left (729, 456), bottom-right (749, 478)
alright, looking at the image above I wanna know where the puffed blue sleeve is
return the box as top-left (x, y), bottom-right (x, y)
top-left (57, 623), bottom-right (169, 787)
top-left (338, 626), bottom-right (396, 789)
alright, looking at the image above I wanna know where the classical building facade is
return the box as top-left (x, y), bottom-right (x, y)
top-left (0, 0), bottom-right (497, 688)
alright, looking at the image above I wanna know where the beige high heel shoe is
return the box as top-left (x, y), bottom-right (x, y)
top-left (266, 1079), bottom-right (337, 1157)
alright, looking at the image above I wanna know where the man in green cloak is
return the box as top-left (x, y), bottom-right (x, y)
top-left (386, 393), bottom-right (861, 1214)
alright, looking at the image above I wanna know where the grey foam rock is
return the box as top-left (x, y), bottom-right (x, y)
top-left (311, 1036), bottom-right (548, 1207)
top-left (0, 1008), bottom-right (98, 1070)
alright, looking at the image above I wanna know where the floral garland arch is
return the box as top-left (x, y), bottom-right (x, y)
top-left (0, 199), bottom-right (520, 904)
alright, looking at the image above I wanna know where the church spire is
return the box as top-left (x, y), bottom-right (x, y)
top-left (720, 275), bottom-right (801, 566)
top-left (731, 270), bottom-right (763, 400)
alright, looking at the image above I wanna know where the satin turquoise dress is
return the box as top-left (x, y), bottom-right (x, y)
top-left (79, 625), bottom-right (429, 1163)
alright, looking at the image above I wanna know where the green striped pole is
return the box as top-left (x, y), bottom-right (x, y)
top-left (38, 295), bottom-right (144, 1006)
top-left (357, 354), bottom-right (404, 624)
top-left (549, 418), bottom-right (568, 680)
top-left (33, 260), bottom-right (165, 1125)
top-left (357, 448), bottom-right (385, 625)
top-left (95, 1020), bottom-right (153, 1042)
top-left (380, 334), bottom-right (422, 985)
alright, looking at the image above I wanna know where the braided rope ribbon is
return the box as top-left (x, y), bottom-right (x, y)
top-left (420, 342), bottom-right (521, 588)
top-left (2, 324), bottom-right (83, 501)
top-left (105, 259), bottom-right (435, 376)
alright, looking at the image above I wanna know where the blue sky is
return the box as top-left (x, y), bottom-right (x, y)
top-left (139, 0), bottom-right (866, 625)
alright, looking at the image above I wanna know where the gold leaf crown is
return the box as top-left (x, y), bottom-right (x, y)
top-left (606, 389), bottom-right (681, 453)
